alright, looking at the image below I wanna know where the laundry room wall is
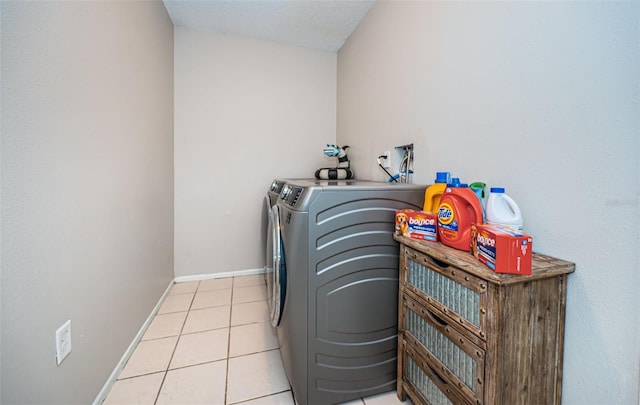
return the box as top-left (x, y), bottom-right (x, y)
top-left (174, 27), bottom-right (336, 277)
top-left (1, 1), bottom-right (174, 404)
top-left (337, 1), bottom-right (639, 404)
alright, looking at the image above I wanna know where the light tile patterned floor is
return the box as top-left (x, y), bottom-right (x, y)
top-left (103, 274), bottom-right (411, 405)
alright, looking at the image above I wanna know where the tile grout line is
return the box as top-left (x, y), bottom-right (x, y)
top-left (231, 389), bottom-right (292, 405)
top-left (153, 281), bottom-right (200, 405)
top-left (224, 277), bottom-right (235, 405)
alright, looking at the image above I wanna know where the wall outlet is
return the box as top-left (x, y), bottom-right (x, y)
top-left (55, 319), bottom-right (72, 365)
top-left (381, 150), bottom-right (391, 168)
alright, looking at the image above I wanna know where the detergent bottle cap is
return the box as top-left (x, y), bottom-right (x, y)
top-left (490, 187), bottom-right (505, 193)
top-left (470, 182), bottom-right (486, 198)
top-left (447, 177), bottom-right (461, 187)
top-left (434, 172), bottom-right (450, 183)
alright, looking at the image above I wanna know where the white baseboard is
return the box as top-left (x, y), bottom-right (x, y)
top-left (92, 279), bottom-right (174, 405)
top-left (93, 267), bottom-right (266, 404)
top-left (174, 267), bottom-right (266, 283)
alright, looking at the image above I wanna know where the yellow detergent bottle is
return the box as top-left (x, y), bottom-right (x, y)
top-left (423, 172), bottom-right (450, 212)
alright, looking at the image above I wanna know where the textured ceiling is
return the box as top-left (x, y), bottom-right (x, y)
top-left (162, 0), bottom-right (376, 52)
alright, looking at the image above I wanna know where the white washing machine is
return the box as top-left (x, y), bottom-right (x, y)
top-left (266, 179), bottom-right (425, 405)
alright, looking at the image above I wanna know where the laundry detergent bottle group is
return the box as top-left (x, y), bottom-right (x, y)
top-left (423, 172), bottom-right (450, 212)
top-left (437, 182), bottom-right (484, 251)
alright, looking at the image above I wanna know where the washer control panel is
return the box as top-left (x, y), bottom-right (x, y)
top-left (280, 185), bottom-right (303, 207)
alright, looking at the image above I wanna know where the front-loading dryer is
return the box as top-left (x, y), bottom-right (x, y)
top-left (263, 178), bottom-right (311, 316)
top-left (262, 179), bottom-right (287, 309)
top-left (263, 179), bottom-right (288, 271)
top-left (268, 179), bottom-right (425, 405)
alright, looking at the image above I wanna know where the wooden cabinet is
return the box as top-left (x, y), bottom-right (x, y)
top-left (395, 236), bottom-right (574, 405)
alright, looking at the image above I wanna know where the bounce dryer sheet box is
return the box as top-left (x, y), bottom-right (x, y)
top-left (471, 224), bottom-right (533, 275)
top-left (395, 210), bottom-right (438, 242)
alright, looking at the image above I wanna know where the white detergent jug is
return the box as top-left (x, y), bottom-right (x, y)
top-left (486, 187), bottom-right (523, 231)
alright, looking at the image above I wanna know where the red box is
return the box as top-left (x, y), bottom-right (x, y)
top-left (471, 224), bottom-right (532, 275)
top-left (395, 210), bottom-right (438, 242)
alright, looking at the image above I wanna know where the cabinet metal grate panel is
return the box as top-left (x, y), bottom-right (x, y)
top-left (408, 259), bottom-right (480, 327)
top-left (407, 357), bottom-right (453, 405)
top-left (407, 308), bottom-right (477, 391)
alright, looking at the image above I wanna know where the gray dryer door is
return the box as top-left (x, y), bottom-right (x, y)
top-left (268, 204), bottom-right (286, 327)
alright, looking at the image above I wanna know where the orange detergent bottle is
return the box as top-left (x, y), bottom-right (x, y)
top-left (423, 172), bottom-right (450, 212)
top-left (437, 182), bottom-right (484, 251)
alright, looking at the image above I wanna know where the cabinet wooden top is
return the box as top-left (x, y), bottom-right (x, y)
top-left (394, 235), bottom-right (575, 285)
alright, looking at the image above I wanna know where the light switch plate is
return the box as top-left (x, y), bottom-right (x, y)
top-left (55, 319), bottom-right (72, 365)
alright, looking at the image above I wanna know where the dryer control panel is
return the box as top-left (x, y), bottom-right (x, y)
top-left (269, 180), bottom-right (285, 194)
top-left (280, 185), bottom-right (303, 207)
